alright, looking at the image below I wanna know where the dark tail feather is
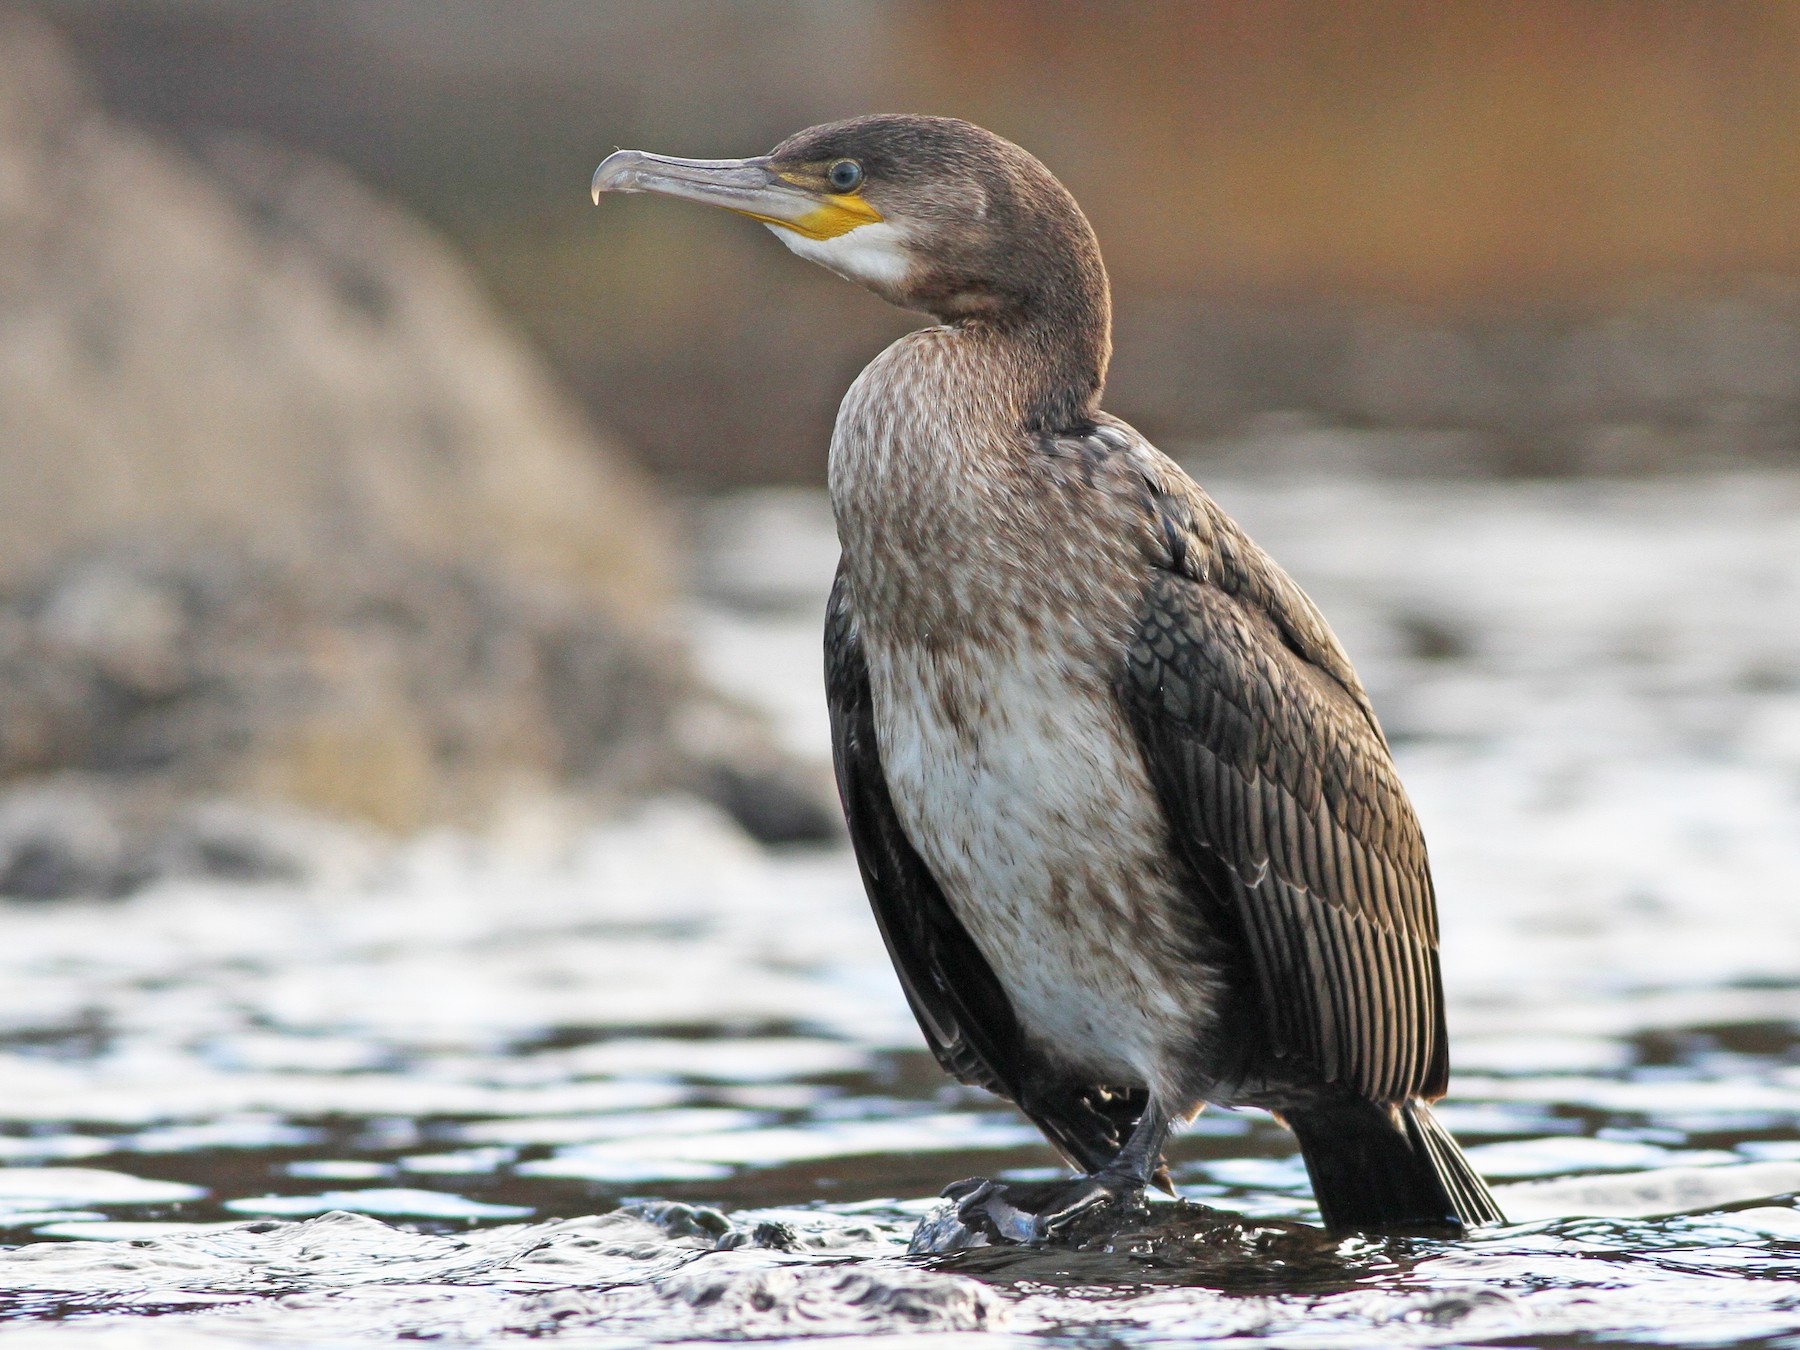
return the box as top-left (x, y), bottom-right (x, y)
top-left (1283, 1096), bottom-right (1505, 1234)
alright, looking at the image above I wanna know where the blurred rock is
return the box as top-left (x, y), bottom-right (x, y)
top-left (0, 10), bottom-right (832, 867)
top-left (0, 537), bottom-right (689, 832)
top-left (0, 783), bottom-right (359, 901)
top-left (0, 9), bottom-right (670, 617)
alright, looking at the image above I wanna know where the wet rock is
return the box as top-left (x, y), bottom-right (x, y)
top-left (714, 1218), bottom-right (805, 1252)
top-left (697, 759), bottom-right (841, 846)
top-left (0, 787), bottom-right (133, 900)
top-left (910, 1186), bottom-right (1342, 1281)
top-left (1395, 611), bottom-right (1472, 663)
top-left (620, 1200), bottom-right (733, 1246)
top-left (925, 1199), bottom-right (1362, 1295)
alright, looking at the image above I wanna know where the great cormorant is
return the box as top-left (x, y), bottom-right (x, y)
top-left (592, 114), bottom-right (1503, 1240)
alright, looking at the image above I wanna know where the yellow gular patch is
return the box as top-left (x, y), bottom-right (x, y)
top-left (795, 194), bottom-right (885, 239)
top-left (733, 193), bottom-right (882, 241)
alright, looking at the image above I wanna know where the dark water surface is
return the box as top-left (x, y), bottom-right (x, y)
top-left (0, 476), bottom-right (1797, 1346)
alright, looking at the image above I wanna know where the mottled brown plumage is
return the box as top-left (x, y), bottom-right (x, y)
top-left (593, 114), bottom-right (1502, 1238)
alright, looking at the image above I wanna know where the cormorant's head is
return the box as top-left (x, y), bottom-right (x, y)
top-left (592, 114), bottom-right (1109, 333)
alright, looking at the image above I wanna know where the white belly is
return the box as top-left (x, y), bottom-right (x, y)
top-left (868, 635), bottom-right (1203, 1097)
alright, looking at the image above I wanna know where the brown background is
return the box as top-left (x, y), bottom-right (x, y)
top-left (47, 0), bottom-right (1800, 484)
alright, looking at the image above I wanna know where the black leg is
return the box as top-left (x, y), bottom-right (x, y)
top-left (1100, 1096), bottom-right (1171, 1190)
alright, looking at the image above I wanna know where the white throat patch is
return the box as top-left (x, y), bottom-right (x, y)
top-left (768, 220), bottom-right (913, 290)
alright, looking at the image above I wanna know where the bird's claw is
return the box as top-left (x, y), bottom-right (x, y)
top-left (908, 1174), bottom-right (1144, 1253)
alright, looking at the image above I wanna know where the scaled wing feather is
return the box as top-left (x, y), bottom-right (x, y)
top-left (1116, 467), bottom-right (1448, 1105)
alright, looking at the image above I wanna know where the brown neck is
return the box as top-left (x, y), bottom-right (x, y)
top-left (957, 247), bottom-right (1112, 436)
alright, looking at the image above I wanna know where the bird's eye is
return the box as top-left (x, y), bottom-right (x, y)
top-left (828, 159), bottom-right (863, 192)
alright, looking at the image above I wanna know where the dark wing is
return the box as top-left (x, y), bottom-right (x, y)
top-left (1117, 482), bottom-right (1448, 1106)
top-left (826, 564), bottom-right (1150, 1173)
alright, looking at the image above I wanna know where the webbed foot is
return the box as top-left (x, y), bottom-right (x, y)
top-left (907, 1173), bottom-right (1149, 1253)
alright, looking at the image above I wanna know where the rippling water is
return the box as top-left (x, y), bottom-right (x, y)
top-left (0, 475), bottom-right (1798, 1346)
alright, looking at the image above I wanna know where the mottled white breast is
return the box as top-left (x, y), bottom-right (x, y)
top-left (866, 629), bottom-right (1200, 1097)
top-left (830, 326), bottom-right (1208, 1103)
